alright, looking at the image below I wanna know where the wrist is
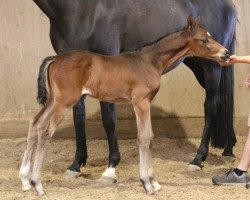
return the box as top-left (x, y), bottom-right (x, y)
top-left (239, 56), bottom-right (250, 64)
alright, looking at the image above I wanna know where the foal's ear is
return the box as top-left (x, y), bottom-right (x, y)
top-left (187, 15), bottom-right (200, 35)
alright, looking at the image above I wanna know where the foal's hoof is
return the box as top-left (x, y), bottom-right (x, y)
top-left (64, 169), bottom-right (81, 179)
top-left (147, 190), bottom-right (155, 195)
top-left (222, 156), bottom-right (235, 163)
top-left (37, 191), bottom-right (46, 197)
top-left (22, 184), bottom-right (31, 192)
top-left (188, 164), bottom-right (202, 171)
top-left (97, 176), bottom-right (117, 185)
top-left (145, 185), bottom-right (155, 195)
top-left (141, 180), bottom-right (155, 195)
top-left (151, 180), bottom-right (161, 191)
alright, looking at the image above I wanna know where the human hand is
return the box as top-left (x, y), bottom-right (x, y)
top-left (245, 75), bottom-right (250, 88)
top-left (218, 55), bottom-right (239, 66)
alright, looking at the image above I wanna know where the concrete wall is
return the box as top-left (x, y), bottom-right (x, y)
top-left (0, 0), bottom-right (249, 124)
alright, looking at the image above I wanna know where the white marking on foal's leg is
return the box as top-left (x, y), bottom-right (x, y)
top-left (19, 161), bottom-right (31, 191)
top-left (20, 119), bottom-right (37, 192)
top-left (102, 167), bottom-right (117, 180)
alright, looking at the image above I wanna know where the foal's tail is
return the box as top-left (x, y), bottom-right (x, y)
top-left (37, 56), bottom-right (57, 106)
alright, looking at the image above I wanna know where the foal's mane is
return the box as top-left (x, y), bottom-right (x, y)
top-left (135, 28), bottom-right (188, 52)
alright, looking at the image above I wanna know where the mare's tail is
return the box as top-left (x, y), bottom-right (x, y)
top-left (37, 56), bottom-right (57, 106)
top-left (210, 31), bottom-right (237, 149)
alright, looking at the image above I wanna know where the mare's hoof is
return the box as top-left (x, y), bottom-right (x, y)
top-left (222, 156), bottom-right (235, 163)
top-left (64, 169), bottom-right (81, 179)
top-left (97, 176), bottom-right (117, 185)
top-left (188, 164), bottom-right (202, 171)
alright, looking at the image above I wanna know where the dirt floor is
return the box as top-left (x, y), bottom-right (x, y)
top-left (0, 136), bottom-right (249, 200)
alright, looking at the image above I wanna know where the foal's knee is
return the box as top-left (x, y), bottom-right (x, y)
top-left (138, 135), bottom-right (153, 149)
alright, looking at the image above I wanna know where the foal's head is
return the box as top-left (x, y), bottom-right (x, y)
top-left (183, 16), bottom-right (230, 62)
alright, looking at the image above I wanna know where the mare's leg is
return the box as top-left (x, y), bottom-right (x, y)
top-left (19, 103), bottom-right (51, 191)
top-left (184, 58), bottom-right (221, 170)
top-left (133, 99), bottom-right (155, 194)
top-left (220, 38), bottom-right (236, 158)
top-left (31, 102), bottom-right (69, 196)
top-left (66, 95), bottom-right (88, 177)
top-left (66, 45), bottom-right (121, 179)
top-left (99, 101), bottom-right (120, 183)
top-left (95, 46), bottom-right (121, 182)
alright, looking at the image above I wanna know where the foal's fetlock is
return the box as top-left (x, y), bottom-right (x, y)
top-left (21, 180), bottom-right (31, 192)
top-left (140, 179), bottom-right (154, 195)
top-left (19, 173), bottom-right (31, 191)
top-left (31, 180), bottom-right (45, 196)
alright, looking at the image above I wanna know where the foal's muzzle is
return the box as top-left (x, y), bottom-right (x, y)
top-left (220, 49), bottom-right (231, 62)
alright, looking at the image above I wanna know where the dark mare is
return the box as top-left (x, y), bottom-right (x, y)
top-left (20, 17), bottom-right (230, 195)
top-left (33, 0), bottom-right (237, 181)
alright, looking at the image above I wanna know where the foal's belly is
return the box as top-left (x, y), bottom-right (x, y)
top-left (81, 86), bottom-right (132, 104)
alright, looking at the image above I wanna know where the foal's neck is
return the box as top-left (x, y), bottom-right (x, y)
top-left (140, 31), bottom-right (190, 74)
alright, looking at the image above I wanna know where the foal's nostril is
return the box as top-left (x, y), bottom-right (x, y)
top-left (220, 50), bottom-right (231, 61)
top-left (220, 50), bottom-right (230, 61)
top-left (225, 50), bottom-right (230, 56)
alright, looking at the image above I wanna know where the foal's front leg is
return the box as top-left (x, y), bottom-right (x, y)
top-left (133, 99), bottom-right (159, 194)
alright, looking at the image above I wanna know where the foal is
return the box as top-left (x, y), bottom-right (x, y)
top-left (20, 16), bottom-right (230, 195)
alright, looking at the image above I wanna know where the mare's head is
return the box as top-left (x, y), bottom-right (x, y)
top-left (183, 15), bottom-right (230, 62)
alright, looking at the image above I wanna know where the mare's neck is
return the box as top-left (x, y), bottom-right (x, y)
top-left (140, 31), bottom-right (190, 74)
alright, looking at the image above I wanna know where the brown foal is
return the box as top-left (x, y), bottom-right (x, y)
top-left (20, 16), bottom-right (230, 195)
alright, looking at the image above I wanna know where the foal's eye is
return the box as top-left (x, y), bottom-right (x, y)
top-left (202, 38), bottom-right (209, 44)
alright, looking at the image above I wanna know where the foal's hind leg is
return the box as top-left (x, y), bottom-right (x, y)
top-left (20, 119), bottom-right (38, 191)
top-left (30, 102), bottom-right (69, 196)
top-left (19, 104), bottom-right (51, 191)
